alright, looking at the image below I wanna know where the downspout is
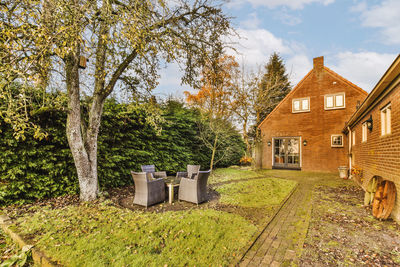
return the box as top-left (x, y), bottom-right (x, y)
top-left (347, 126), bottom-right (352, 171)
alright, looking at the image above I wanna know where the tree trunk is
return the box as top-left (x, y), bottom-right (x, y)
top-left (242, 119), bottom-right (250, 156)
top-left (65, 46), bottom-right (99, 202)
top-left (210, 134), bottom-right (218, 171)
top-left (86, 94), bottom-right (105, 194)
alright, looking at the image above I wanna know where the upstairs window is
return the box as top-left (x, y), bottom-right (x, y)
top-left (292, 97), bottom-right (310, 113)
top-left (331, 134), bottom-right (343, 147)
top-left (325, 93), bottom-right (345, 110)
top-left (362, 123), bottom-right (367, 142)
top-left (381, 104), bottom-right (391, 136)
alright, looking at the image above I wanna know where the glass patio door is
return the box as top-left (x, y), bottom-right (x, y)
top-left (273, 137), bottom-right (300, 169)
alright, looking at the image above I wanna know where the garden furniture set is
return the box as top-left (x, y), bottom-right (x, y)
top-left (130, 164), bottom-right (211, 207)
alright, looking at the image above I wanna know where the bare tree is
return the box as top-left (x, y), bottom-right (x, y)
top-left (230, 65), bottom-right (258, 157)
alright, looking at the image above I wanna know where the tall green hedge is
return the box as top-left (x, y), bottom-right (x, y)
top-left (0, 99), bottom-right (244, 205)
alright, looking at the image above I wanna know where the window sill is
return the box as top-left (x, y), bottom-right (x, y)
top-left (380, 133), bottom-right (392, 138)
top-left (324, 106), bottom-right (345, 110)
top-left (292, 110), bottom-right (311, 113)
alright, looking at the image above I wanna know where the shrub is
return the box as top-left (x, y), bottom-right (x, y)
top-left (239, 156), bottom-right (253, 166)
top-left (0, 98), bottom-right (244, 205)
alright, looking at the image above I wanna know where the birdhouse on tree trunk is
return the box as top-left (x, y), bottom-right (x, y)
top-left (79, 56), bottom-right (87, 69)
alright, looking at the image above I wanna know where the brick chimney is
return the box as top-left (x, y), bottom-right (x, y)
top-left (313, 56), bottom-right (324, 71)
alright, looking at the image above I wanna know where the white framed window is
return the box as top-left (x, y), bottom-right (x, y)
top-left (381, 104), bottom-right (391, 136)
top-left (325, 93), bottom-right (345, 110)
top-left (292, 97), bottom-right (310, 113)
top-left (352, 130), bottom-right (355, 146)
top-left (331, 134), bottom-right (344, 147)
top-left (362, 123), bottom-right (367, 142)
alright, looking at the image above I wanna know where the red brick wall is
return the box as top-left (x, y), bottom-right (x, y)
top-left (350, 81), bottom-right (400, 221)
top-left (258, 58), bottom-right (367, 172)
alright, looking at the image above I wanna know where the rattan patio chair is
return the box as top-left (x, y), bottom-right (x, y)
top-left (141, 165), bottom-right (167, 179)
top-left (176, 165), bottom-right (201, 179)
top-left (178, 170), bottom-right (211, 204)
top-left (131, 171), bottom-right (166, 207)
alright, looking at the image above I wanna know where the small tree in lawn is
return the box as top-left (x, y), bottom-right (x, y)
top-left (255, 52), bottom-right (291, 125)
top-left (230, 65), bottom-right (259, 158)
top-left (185, 48), bottom-right (239, 171)
top-left (0, 0), bottom-right (232, 201)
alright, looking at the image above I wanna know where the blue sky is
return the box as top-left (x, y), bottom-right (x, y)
top-left (154, 0), bottom-right (399, 98)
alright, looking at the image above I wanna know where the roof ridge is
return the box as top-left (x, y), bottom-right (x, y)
top-left (258, 65), bottom-right (367, 129)
top-left (258, 69), bottom-right (313, 128)
top-left (323, 66), bottom-right (368, 95)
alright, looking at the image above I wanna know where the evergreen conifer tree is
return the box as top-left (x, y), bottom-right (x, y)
top-left (255, 52), bottom-right (291, 125)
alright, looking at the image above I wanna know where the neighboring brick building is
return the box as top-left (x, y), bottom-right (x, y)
top-left (256, 56), bottom-right (368, 172)
top-left (344, 55), bottom-right (400, 221)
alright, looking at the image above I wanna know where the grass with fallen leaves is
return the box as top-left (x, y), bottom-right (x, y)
top-left (6, 168), bottom-right (302, 266)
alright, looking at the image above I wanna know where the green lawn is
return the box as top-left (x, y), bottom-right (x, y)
top-left (7, 168), bottom-right (299, 266)
top-left (216, 178), bottom-right (297, 208)
top-left (0, 228), bottom-right (16, 260)
top-left (209, 167), bottom-right (270, 184)
top-left (11, 205), bottom-right (256, 266)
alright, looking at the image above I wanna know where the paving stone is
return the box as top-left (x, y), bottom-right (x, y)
top-left (260, 254), bottom-right (274, 265)
top-left (284, 249), bottom-right (296, 260)
top-left (240, 178), bottom-right (315, 266)
top-left (270, 260), bottom-right (281, 267)
top-left (271, 239), bottom-right (280, 249)
top-left (249, 256), bottom-right (264, 266)
top-left (239, 258), bottom-right (251, 267)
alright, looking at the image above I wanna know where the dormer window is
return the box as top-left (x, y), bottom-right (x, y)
top-left (292, 97), bottom-right (310, 113)
top-left (325, 93), bottom-right (345, 110)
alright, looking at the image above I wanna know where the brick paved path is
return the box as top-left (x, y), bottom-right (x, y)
top-left (239, 182), bottom-right (314, 267)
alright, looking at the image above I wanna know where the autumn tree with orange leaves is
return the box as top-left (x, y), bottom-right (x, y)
top-left (185, 49), bottom-right (240, 170)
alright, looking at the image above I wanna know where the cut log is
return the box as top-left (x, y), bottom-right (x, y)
top-left (372, 180), bottom-right (396, 220)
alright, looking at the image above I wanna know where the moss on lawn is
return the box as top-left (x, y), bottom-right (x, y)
top-left (5, 168), bottom-right (304, 266)
top-left (215, 178), bottom-right (297, 208)
top-left (11, 204), bottom-right (257, 267)
top-left (209, 167), bottom-right (343, 187)
top-left (209, 167), bottom-right (270, 184)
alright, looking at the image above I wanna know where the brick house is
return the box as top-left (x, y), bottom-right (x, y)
top-left (344, 55), bottom-right (400, 221)
top-left (256, 56), bottom-right (368, 172)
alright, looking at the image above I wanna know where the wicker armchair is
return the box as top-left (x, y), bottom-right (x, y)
top-left (131, 171), bottom-right (166, 207)
top-left (178, 170), bottom-right (211, 204)
top-left (141, 165), bottom-right (167, 179)
top-left (176, 165), bottom-right (201, 179)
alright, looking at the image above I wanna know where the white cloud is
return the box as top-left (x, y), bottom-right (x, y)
top-left (329, 52), bottom-right (397, 92)
top-left (275, 9), bottom-right (302, 26)
top-left (154, 22), bottom-right (397, 98)
top-left (227, 28), bottom-right (292, 68)
top-left (155, 51), bottom-right (396, 96)
top-left (153, 63), bottom-right (191, 98)
top-left (240, 12), bottom-right (262, 29)
top-left (227, 0), bottom-right (334, 10)
top-left (227, 28), bottom-right (312, 86)
top-left (354, 0), bottom-right (400, 44)
top-left (286, 54), bottom-right (313, 85)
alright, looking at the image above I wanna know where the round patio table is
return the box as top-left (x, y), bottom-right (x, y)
top-left (164, 176), bottom-right (181, 204)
